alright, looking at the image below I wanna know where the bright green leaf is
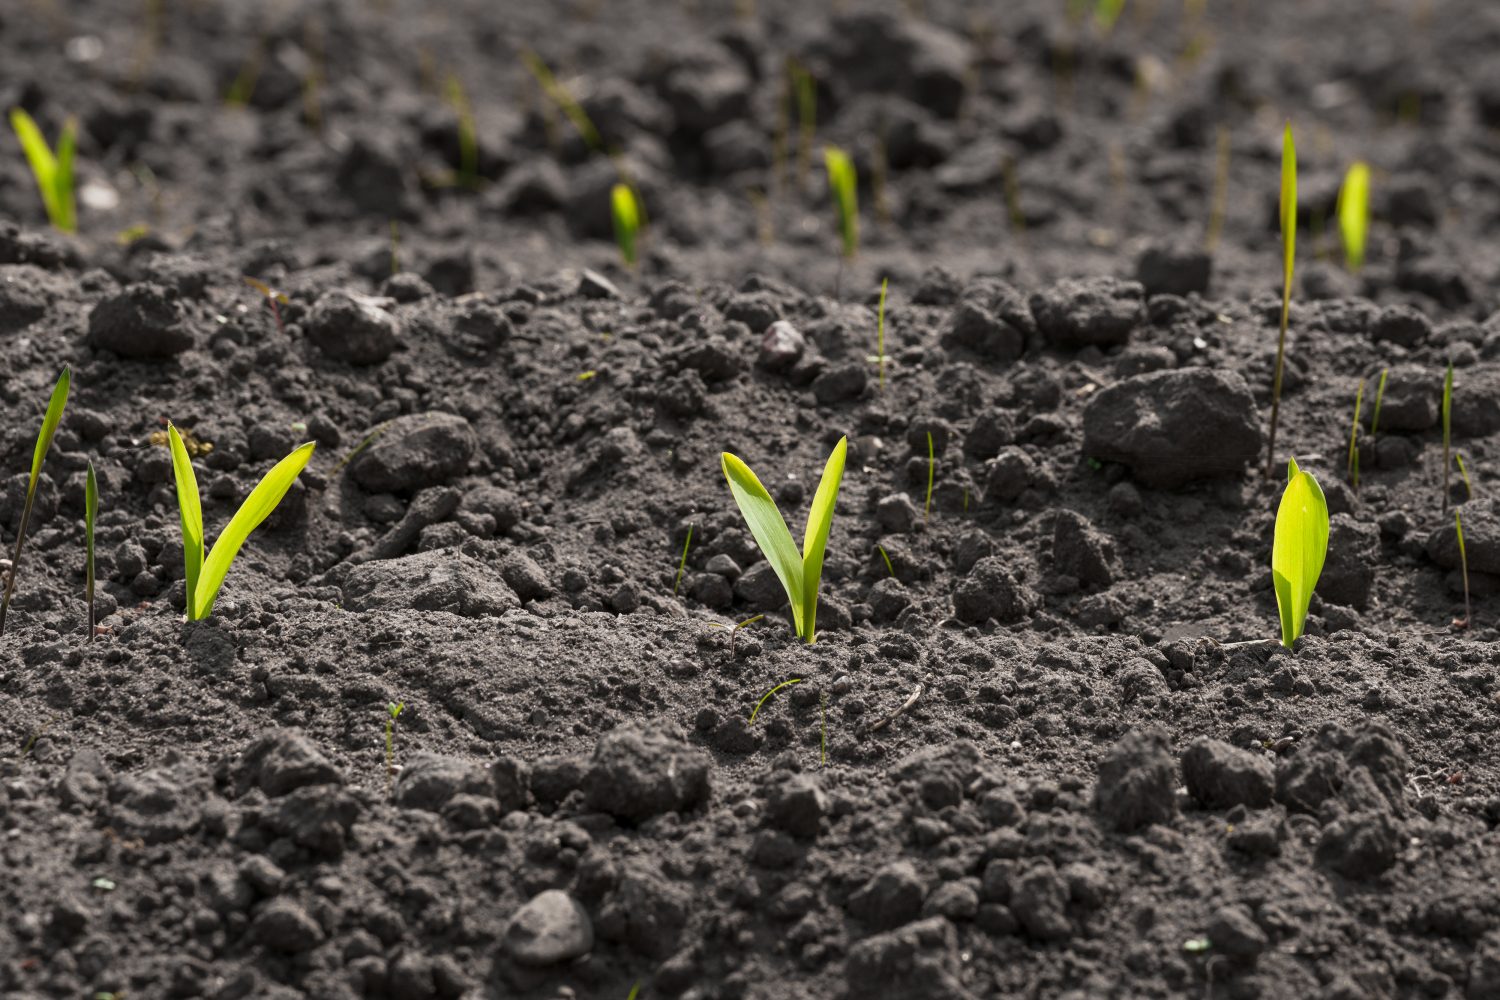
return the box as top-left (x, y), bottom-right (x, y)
top-left (9, 108), bottom-right (76, 232)
top-left (1337, 161), bottom-right (1370, 271)
top-left (798, 437), bottom-right (847, 643)
top-left (611, 182), bottom-right (640, 267)
top-left (1272, 458), bottom-right (1329, 648)
top-left (167, 424), bottom-right (205, 620)
top-left (1279, 122), bottom-right (1297, 314)
top-left (722, 451), bottom-right (805, 635)
top-left (0, 365), bottom-right (70, 636)
top-left (823, 146), bottom-right (858, 259)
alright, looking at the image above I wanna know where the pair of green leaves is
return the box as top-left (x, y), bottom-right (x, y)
top-left (9, 108), bottom-right (77, 233)
top-left (0, 367), bottom-right (71, 636)
top-left (1272, 458), bottom-right (1329, 648)
top-left (168, 425), bottom-right (315, 620)
top-left (721, 438), bottom-right (847, 643)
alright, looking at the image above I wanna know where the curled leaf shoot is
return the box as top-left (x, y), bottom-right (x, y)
top-left (1442, 361), bottom-right (1454, 511)
top-left (85, 461), bottom-right (98, 642)
top-left (1272, 457), bottom-right (1329, 649)
top-left (1347, 378), bottom-right (1365, 492)
top-left (721, 437), bottom-right (848, 643)
top-left (1370, 367), bottom-right (1389, 437)
top-left (10, 108), bottom-right (77, 232)
top-left (1337, 161), bottom-right (1371, 271)
top-left (823, 146), bottom-right (859, 260)
top-left (1455, 510), bottom-right (1471, 629)
top-left (169, 424), bottom-right (315, 620)
top-left (924, 432), bottom-right (936, 522)
top-left (1266, 122), bottom-right (1296, 478)
top-left (749, 678), bottom-right (803, 725)
top-left (0, 366), bottom-right (71, 637)
top-left (673, 523), bottom-right (693, 597)
top-left (611, 182), bottom-right (641, 268)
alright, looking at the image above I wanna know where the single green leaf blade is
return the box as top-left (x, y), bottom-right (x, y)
top-left (167, 424), bottom-right (205, 619)
top-left (196, 442), bottom-right (315, 618)
top-left (722, 451), bottom-right (805, 635)
top-left (1337, 161), bottom-right (1369, 271)
top-left (52, 117), bottom-right (77, 233)
top-left (10, 108), bottom-right (59, 224)
top-left (29, 365), bottom-right (70, 493)
top-left (799, 437), bottom-right (847, 644)
top-left (823, 146), bottom-right (859, 259)
top-left (611, 182), bottom-right (640, 266)
top-left (1272, 462), bottom-right (1329, 648)
top-left (1280, 122), bottom-right (1297, 295)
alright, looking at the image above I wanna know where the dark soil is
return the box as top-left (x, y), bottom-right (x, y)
top-left (3, 1), bottom-right (1500, 998)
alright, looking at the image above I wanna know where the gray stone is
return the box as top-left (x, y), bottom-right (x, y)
top-left (1011, 862), bottom-right (1071, 940)
top-left (1135, 242), bottom-right (1212, 298)
top-left (846, 917), bottom-right (973, 1000)
top-left (812, 362), bottom-right (867, 404)
top-left (1094, 728), bottom-right (1176, 832)
top-left (848, 861), bottom-right (926, 930)
top-left (1083, 368), bottom-right (1261, 488)
top-left (252, 899), bottom-right (324, 953)
top-left (1030, 277), bottom-right (1144, 349)
top-left (236, 730), bottom-right (343, 797)
top-left (87, 283), bottom-right (193, 358)
top-left (1181, 737), bottom-right (1274, 810)
top-left (582, 724), bottom-right (711, 823)
top-left (1207, 904), bottom-right (1269, 960)
top-left (1426, 498), bottom-right (1500, 574)
top-left (305, 289), bottom-right (400, 365)
top-left (953, 556), bottom-right (1036, 624)
top-left (941, 301), bottom-right (1024, 361)
top-left (351, 412), bottom-right (478, 493)
top-left (758, 320), bottom-right (806, 372)
top-left (504, 890), bottom-right (594, 966)
top-left (342, 550), bottom-right (520, 617)
top-left (1050, 510), bottom-right (1115, 589)
top-left (394, 755), bottom-right (491, 812)
top-left (1371, 304), bottom-right (1431, 347)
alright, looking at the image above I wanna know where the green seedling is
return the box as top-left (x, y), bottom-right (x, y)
top-left (707, 613), bottom-right (763, 659)
top-left (924, 431), bottom-right (935, 522)
top-left (225, 40), bottom-right (264, 107)
top-left (721, 437), bottom-right (848, 643)
top-left (1337, 161), bottom-right (1370, 271)
top-left (673, 524), bottom-right (693, 597)
top-left (867, 279), bottom-right (891, 389)
top-left (1205, 125), bottom-right (1230, 253)
top-left (1456, 453), bottom-right (1474, 501)
top-left (877, 545), bottom-right (895, 577)
top-left (790, 59), bottom-right (816, 190)
top-left (385, 701), bottom-right (404, 794)
top-left (1266, 122), bottom-right (1296, 478)
top-left (84, 461), bottom-right (97, 642)
top-left (335, 421), bottom-right (390, 475)
top-left (520, 50), bottom-right (604, 153)
top-left (626, 980), bottom-right (642, 1000)
top-left (444, 74), bottom-right (479, 189)
top-left (1, 366), bottom-right (71, 637)
top-left (611, 182), bottom-right (642, 268)
top-left (824, 146), bottom-right (859, 260)
top-left (1272, 458), bottom-right (1329, 649)
top-left (1455, 510), bottom-right (1471, 629)
top-left (168, 424), bottom-right (315, 620)
top-left (749, 678), bottom-right (803, 725)
top-left (1094, 0), bottom-right (1126, 35)
top-left (1346, 378), bottom-right (1364, 492)
top-left (9, 108), bottom-right (77, 232)
top-left (244, 277), bottom-right (288, 337)
top-left (1370, 367), bottom-right (1389, 437)
top-left (1442, 361), bottom-right (1453, 511)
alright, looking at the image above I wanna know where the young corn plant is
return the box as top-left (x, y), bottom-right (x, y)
top-left (824, 147), bottom-right (858, 296)
top-left (1442, 362), bottom-right (1454, 511)
top-left (1454, 510), bottom-right (1471, 630)
top-left (385, 701), bottom-right (405, 795)
top-left (1346, 378), bottom-right (1365, 493)
top-left (84, 462), bottom-right (97, 642)
top-left (721, 437), bottom-right (847, 643)
top-left (0, 366), bottom-right (71, 637)
top-left (1265, 122), bottom-right (1297, 478)
top-left (9, 108), bottom-right (78, 232)
top-left (1337, 161), bottom-right (1371, 271)
top-left (1272, 458), bottom-right (1329, 649)
top-left (168, 424), bottom-right (315, 621)
top-left (611, 182), bottom-right (642, 268)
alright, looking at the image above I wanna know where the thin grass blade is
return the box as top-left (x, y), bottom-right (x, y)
top-left (722, 451), bottom-right (806, 634)
top-left (799, 437), bottom-right (847, 643)
top-left (168, 424), bottom-right (206, 619)
top-left (1280, 122), bottom-right (1297, 300)
top-left (0, 365), bottom-right (70, 636)
top-left (53, 117), bottom-right (76, 232)
top-left (196, 442), bottom-right (315, 618)
top-left (9, 108), bottom-right (59, 224)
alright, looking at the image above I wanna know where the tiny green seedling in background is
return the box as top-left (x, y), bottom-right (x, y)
top-left (791, 60), bottom-right (816, 190)
top-left (611, 182), bottom-right (642, 268)
top-left (1272, 458), bottom-right (1329, 649)
top-left (707, 613), bottom-right (763, 659)
top-left (244, 277), bottom-right (288, 337)
top-left (168, 424), bottom-right (315, 621)
top-left (1442, 361), bottom-right (1454, 511)
top-left (1456, 453), bottom-right (1474, 501)
top-left (9, 108), bottom-right (78, 232)
top-left (1266, 122), bottom-right (1297, 478)
top-left (1337, 161), bottom-right (1371, 271)
top-left (1370, 367), bottom-right (1389, 437)
top-left (877, 545), bottom-right (895, 577)
top-left (1346, 378), bottom-right (1365, 493)
top-left (673, 523), bottom-right (693, 597)
top-left (520, 50), bottom-right (605, 154)
top-left (444, 74), bottom-right (479, 189)
top-left (1455, 510), bottom-right (1471, 630)
top-left (85, 462), bottom-right (98, 642)
top-left (749, 677), bottom-right (803, 725)
top-left (1094, 0), bottom-right (1126, 35)
top-left (385, 701), bottom-right (405, 795)
top-left (1, 366), bottom-right (71, 637)
top-left (867, 279), bottom-right (891, 389)
top-left (824, 146), bottom-right (859, 261)
top-left (721, 437), bottom-right (848, 643)
top-left (924, 431), bottom-right (936, 522)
